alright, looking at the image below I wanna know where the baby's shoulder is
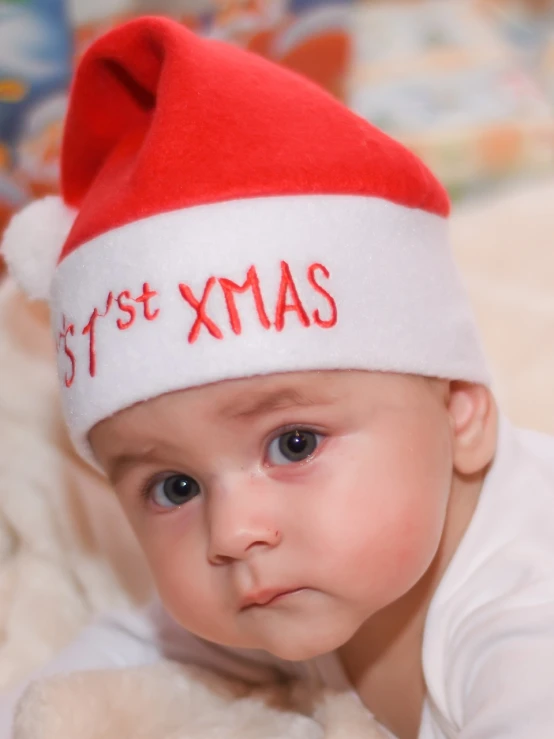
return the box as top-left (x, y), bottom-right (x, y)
top-left (425, 420), bottom-right (554, 661)
top-left (422, 424), bottom-right (554, 726)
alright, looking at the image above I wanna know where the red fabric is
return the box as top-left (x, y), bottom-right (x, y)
top-left (60, 16), bottom-right (449, 261)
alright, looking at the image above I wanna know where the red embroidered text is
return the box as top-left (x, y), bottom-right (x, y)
top-left (82, 283), bottom-right (161, 377)
top-left (178, 278), bottom-right (223, 343)
top-left (178, 261), bottom-right (337, 343)
top-left (57, 315), bottom-right (76, 388)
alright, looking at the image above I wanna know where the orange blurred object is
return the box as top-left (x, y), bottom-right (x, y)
top-left (279, 30), bottom-right (350, 101)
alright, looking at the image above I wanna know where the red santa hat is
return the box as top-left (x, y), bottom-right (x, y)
top-left (1, 16), bottom-right (489, 460)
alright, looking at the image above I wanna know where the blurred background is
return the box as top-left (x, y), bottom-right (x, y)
top-left (1, 0), bottom-right (554, 255)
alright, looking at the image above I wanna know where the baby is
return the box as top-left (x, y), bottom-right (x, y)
top-left (2, 15), bottom-right (554, 739)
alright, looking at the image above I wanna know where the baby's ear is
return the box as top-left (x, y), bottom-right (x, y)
top-left (447, 381), bottom-right (497, 476)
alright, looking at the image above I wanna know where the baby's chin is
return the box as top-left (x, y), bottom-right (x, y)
top-left (238, 614), bottom-right (362, 663)
top-left (171, 605), bottom-right (357, 662)
top-left (263, 635), bottom-right (345, 662)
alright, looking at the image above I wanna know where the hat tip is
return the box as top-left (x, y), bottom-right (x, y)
top-left (1, 195), bottom-right (77, 301)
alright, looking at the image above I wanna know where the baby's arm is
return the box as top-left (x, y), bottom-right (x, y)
top-left (447, 589), bottom-right (554, 737)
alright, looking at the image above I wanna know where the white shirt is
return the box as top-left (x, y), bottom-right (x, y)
top-left (2, 416), bottom-right (554, 737)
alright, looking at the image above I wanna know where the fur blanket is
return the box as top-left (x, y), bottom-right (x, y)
top-left (2, 178), bottom-right (554, 736)
top-left (0, 281), bottom-right (151, 690)
top-left (13, 663), bottom-right (385, 738)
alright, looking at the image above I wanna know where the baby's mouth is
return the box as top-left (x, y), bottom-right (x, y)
top-left (239, 587), bottom-right (307, 610)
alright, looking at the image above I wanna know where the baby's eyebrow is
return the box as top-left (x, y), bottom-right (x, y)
top-left (106, 447), bottom-right (161, 486)
top-left (220, 387), bottom-right (333, 421)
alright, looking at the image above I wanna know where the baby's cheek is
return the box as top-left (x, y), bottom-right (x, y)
top-left (332, 472), bottom-right (448, 607)
top-left (134, 520), bottom-right (212, 617)
top-left (389, 505), bottom-right (441, 570)
top-left (154, 558), bottom-right (224, 639)
top-left (383, 477), bottom-right (450, 587)
top-left (382, 448), bottom-right (451, 560)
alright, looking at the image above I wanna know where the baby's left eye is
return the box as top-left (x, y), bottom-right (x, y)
top-left (267, 429), bottom-right (323, 466)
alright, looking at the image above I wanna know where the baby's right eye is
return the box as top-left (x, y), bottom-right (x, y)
top-left (149, 474), bottom-right (201, 508)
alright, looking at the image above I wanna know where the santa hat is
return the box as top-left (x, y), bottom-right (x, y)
top-left (1, 16), bottom-right (489, 461)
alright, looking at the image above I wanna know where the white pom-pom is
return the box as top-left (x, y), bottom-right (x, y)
top-left (1, 195), bottom-right (77, 301)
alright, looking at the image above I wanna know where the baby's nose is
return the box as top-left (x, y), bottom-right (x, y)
top-left (206, 482), bottom-right (282, 564)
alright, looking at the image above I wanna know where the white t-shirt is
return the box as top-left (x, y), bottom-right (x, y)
top-left (1, 415), bottom-right (554, 738)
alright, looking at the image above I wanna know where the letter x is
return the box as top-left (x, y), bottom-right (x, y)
top-left (179, 277), bottom-right (223, 344)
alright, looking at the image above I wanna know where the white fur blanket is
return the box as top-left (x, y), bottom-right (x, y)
top-left (13, 663), bottom-right (385, 738)
top-left (0, 282), bottom-right (150, 691)
top-left (2, 178), bottom-right (554, 737)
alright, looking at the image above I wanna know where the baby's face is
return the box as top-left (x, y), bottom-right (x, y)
top-left (90, 371), bottom-right (455, 661)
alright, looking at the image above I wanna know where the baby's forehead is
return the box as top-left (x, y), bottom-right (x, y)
top-left (131, 370), bottom-right (435, 422)
top-left (154, 370), bottom-right (350, 420)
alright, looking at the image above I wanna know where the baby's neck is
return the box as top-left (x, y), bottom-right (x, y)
top-left (338, 469), bottom-right (486, 739)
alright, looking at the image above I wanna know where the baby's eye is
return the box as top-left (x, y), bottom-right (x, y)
top-left (149, 474), bottom-right (201, 508)
top-left (267, 430), bottom-right (323, 466)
